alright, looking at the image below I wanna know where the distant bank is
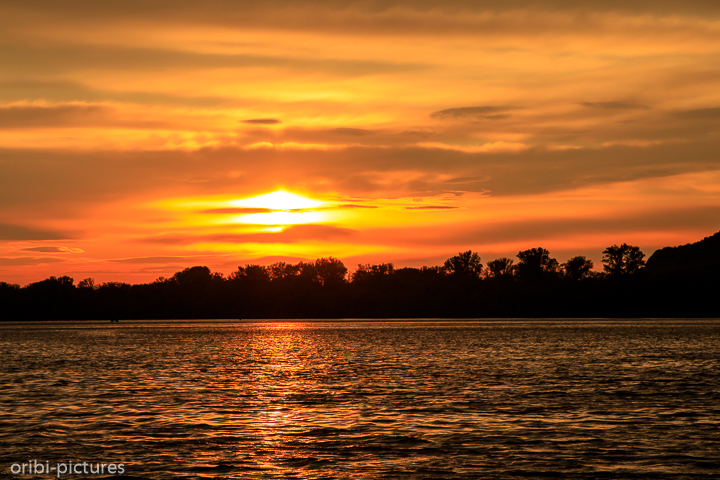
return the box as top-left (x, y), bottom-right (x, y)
top-left (2, 231), bottom-right (720, 321)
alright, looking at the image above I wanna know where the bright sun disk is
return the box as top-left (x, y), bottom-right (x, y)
top-left (229, 190), bottom-right (324, 210)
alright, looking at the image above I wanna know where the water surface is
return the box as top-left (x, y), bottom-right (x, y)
top-left (1, 320), bottom-right (719, 478)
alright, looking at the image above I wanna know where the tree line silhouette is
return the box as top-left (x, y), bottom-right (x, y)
top-left (2, 232), bottom-right (719, 320)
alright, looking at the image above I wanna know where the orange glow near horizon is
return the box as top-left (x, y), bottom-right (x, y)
top-left (2, 2), bottom-right (720, 285)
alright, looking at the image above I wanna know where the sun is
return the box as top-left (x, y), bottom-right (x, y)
top-left (229, 190), bottom-right (324, 211)
top-left (225, 190), bottom-right (329, 226)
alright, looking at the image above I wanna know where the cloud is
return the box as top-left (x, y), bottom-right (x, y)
top-left (196, 204), bottom-right (380, 214)
top-left (673, 107), bottom-right (720, 119)
top-left (399, 130), bottom-right (434, 138)
top-left (0, 224), bottom-right (74, 240)
top-left (405, 205), bottom-right (459, 210)
top-left (0, 79), bottom-right (235, 108)
top-left (356, 205), bottom-right (720, 256)
top-left (0, 257), bottom-right (65, 266)
top-left (21, 246), bottom-right (84, 253)
top-left (4, 1), bottom-right (718, 39)
top-left (0, 42), bottom-right (426, 77)
top-left (242, 126), bottom-right (391, 148)
top-left (327, 128), bottom-right (372, 136)
top-left (197, 205), bottom-right (360, 214)
top-left (0, 104), bottom-right (185, 130)
top-left (242, 118), bottom-right (281, 124)
top-left (230, 255), bottom-right (308, 267)
top-left (3, 137), bottom-right (720, 219)
top-left (418, 141), bottom-right (529, 153)
top-left (138, 224), bottom-right (356, 245)
top-left (137, 236), bottom-right (188, 245)
top-left (430, 106), bottom-right (516, 119)
top-left (110, 256), bottom-right (218, 264)
top-left (243, 142), bottom-right (351, 151)
top-left (337, 204), bottom-right (379, 209)
top-left (0, 104), bottom-right (110, 129)
top-left (580, 101), bottom-right (650, 110)
top-left (214, 224), bottom-right (356, 242)
top-left (444, 176), bottom-right (490, 184)
top-left (198, 207), bottom-right (274, 214)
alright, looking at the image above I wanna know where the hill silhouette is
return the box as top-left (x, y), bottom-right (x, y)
top-left (646, 230), bottom-right (720, 274)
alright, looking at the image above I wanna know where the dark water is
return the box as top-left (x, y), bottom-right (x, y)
top-left (1, 320), bottom-right (719, 479)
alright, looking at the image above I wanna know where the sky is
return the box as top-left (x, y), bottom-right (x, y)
top-left (2, 0), bottom-right (720, 285)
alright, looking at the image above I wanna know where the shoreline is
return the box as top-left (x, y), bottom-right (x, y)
top-left (1, 317), bottom-right (718, 327)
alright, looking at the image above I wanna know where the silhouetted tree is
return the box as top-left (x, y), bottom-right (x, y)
top-left (230, 264), bottom-right (271, 282)
top-left (18, 276), bottom-right (76, 319)
top-left (313, 257), bottom-right (348, 287)
top-left (26, 275), bottom-right (75, 295)
top-left (486, 257), bottom-right (515, 278)
top-left (99, 281), bottom-right (131, 289)
top-left (602, 244), bottom-right (645, 277)
top-left (516, 248), bottom-right (559, 281)
top-left (28, 275), bottom-right (74, 288)
top-left (78, 278), bottom-right (96, 289)
top-left (0, 281), bottom-right (20, 291)
top-left (171, 266), bottom-right (224, 287)
top-left (352, 263), bottom-right (395, 282)
top-left (443, 251), bottom-right (483, 279)
top-left (294, 261), bottom-right (317, 283)
top-left (562, 256), bottom-right (594, 281)
top-left (420, 266), bottom-right (444, 275)
top-left (269, 262), bottom-right (300, 281)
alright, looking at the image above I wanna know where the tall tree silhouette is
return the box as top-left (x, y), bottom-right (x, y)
top-left (352, 263), bottom-right (395, 282)
top-left (516, 248), bottom-right (559, 281)
top-left (230, 264), bottom-right (271, 282)
top-left (78, 278), bottom-right (96, 289)
top-left (562, 256), bottom-right (594, 281)
top-left (313, 257), bottom-right (348, 287)
top-left (486, 257), bottom-right (515, 278)
top-left (602, 244), bottom-right (645, 277)
top-left (269, 262), bottom-right (300, 281)
top-left (443, 251), bottom-right (483, 279)
top-left (171, 266), bottom-right (224, 288)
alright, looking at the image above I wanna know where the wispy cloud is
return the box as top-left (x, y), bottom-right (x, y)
top-left (198, 208), bottom-right (274, 214)
top-left (673, 107), bottom-right (720, 119)
top-left (0, 257), bottom-right (65, 266)
top-left (405, 205), bottom-right (458, 210)
top-left (431, 106), bottom-right (517, 119)
top-left (242, 118), bottom-right (281, 124)
top-left (110, 256), bottom-right (218, 264)
top-left (21, 246), bottom-right (84, 253)
top-left (137, 224), bottom-right (357, 245)
top-left (0, 224), bottom-right (74, 241)
top-left (418, 141), bottom-right (529, 153)
top-left (580, 101), bottom-right (650, 110)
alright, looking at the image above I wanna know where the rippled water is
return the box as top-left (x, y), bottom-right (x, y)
top-left (1, 320), bottom-right (719, 479)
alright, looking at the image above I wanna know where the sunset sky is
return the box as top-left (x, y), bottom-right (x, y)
top-left (2, 0), bottom-right (720, 285)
